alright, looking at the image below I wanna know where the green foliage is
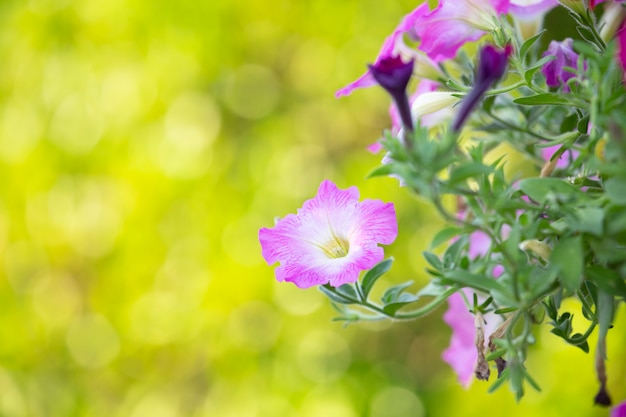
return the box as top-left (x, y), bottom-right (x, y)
top-left (317, 3), bottom-right (626, 406)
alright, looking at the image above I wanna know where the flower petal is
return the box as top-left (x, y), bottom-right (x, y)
top-left (259, 180), bottom-right (398, 288)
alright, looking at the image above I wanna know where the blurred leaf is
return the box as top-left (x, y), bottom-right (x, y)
top-left (381, 280), bottom-right (414, 305)
top-left (423, 251), bottom-right (443, 271)
top-left (360, 258), bottom-right (393, 300)
top-left (429, 226), bottom-right (463, 250)
top-left (448, 163), bottom-right (493, 185)
top-left (514, 92), bottom-right (580, 107)
top-left (605, 176), bottom-right (626, 205)
top-left (443, 270), bottom-right (504, 292)
top-left (518, 177), bottom-right (587, 204)
top-left (550, 236), bottom-right (583, 293)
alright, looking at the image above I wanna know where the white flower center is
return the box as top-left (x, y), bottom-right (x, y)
top-left (320, 234), bottom-right (350, 259)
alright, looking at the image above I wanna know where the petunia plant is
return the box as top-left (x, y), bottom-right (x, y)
top-left (260, 0), bottom-right (626, 408)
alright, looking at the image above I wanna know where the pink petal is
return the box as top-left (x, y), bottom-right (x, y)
top-left (414, 0), bottom-right (510, 62)
top-left (335, 3), bottom-right (430, 97)
top-left (442, 290), bottom-right (477, 388)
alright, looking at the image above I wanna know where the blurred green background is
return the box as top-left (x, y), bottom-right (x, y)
top-left (0, 0), bottom-right (623, 415)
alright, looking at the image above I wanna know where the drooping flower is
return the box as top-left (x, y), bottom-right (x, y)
top-left (612, 401), bottom-right (626, 417)
top-left (452, 44), bottom-right (512, 131)
top-left (541, 38), bottom-right (581, 92)
top-left (442, 290), bottom-right (502, 387)
top-left (412, 0), bottom-right (510, 62)
top-left (259, 180), bottom-right (397, 289)
top-left (442, 226), bottom-right (504, 387)
top-left (368, 56), bottom-right (415, 132)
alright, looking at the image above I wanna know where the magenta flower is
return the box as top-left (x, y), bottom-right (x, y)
top-left (612, 401), bottom-right (626, 417)
top-left (542, 38), bottom-right (581, 92)
top-left (369, 56), bottom-right (415, 131)
top-left (412, 0), bottom-right (510, 62)
top-left (452, 44), bottom-right (512, 131)
top-left (259, 180), bottom-right (397, 289)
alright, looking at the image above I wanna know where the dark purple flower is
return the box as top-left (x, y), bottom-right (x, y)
top-left (542, 38), bottom-right (581, 92)
top-left (452, 44), bottom-right (511, 131)
top-left (368, 56), bottom-right (415, 132)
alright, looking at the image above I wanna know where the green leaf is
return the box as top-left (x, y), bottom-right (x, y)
top-left (443, 236), bottom-right (467, 267)
top-left (360, 258), bottom-right (393, 300)
top-left (448, 163), bottom-right (493, 184)
top-left (423, 251), bottom-right (443, 271)
top-left (519, 30), bottom-right (546, 59)
top-left (429, 226), bottom-right (463, 250)
top-left (336, 283), bottom-right (359, 300)
top-left (366, 162), bottom-right (406, 179)
top-left (569, 207), bottom-right (604, 236)
top-left (383, 293), bottom-right (420, 315)
top-left (568, 333), bottom-right (590, 353)
top-left (605, 176), bottom-right (626, 205)
top-left (488, 368), bottom-right (510, 393)
top-left (442, 270), bottom-right (503, 292)
top-left (381, 280), bottom-right (414, 305)
top-left (550, 236), bottom-right (583, 293)
top-left (518, 177), bottom-right (586, 204)
top-left (319, 285), bottom-right (357, 304)
top-left (513, 93), bottom-right (581, 107)
top-left (586, 266), bottom-right (626, 298)
top-left (524, 55), bottom-right (555, 85)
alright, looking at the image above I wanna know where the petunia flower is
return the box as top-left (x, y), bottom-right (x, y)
top-left (442, 289), bottom-right (479, 388)
top-left (259, 180), bottom-right (398, 289)
top-left (541, 38), bottom-right (582, 92)
top-left (612, 401), bottom-right (626, 417)
top-left (412, 0), bottom-right (510, 63)
top-left (369, 56), bottom-right (415, 132)
top-left (452, 44), bottom-right (512, 131)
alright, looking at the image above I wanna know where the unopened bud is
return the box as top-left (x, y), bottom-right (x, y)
top-left (519, 239), bottom-right (552, 262)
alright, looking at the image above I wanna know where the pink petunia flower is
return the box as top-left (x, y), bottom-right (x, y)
top-left (442, 289), bottom-right (478, 388)
top-left (542, 38), bottom-right (582, 92)
top-left (412, 0), bottom-right (510, 63)
top-left (259, 180), bottom-right (398, 289)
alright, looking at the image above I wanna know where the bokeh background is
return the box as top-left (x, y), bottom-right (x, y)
top-left (0, 0), bottom-right (624, 415)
